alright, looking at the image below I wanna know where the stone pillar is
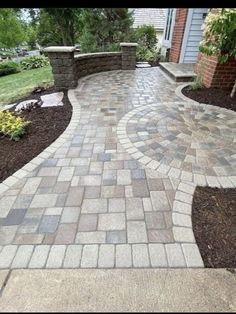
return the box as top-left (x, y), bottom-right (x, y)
top-left (43, 46), bottom-right (77, 89)
top-left (120, 43), bottom-right (138, 70)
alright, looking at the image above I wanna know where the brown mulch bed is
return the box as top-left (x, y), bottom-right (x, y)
top-left (192, 186), bottom-right (236, 268)
top-left (182, 86), bottom-right (236, 111)
top-left (0, 87), bottom-right (72, 183)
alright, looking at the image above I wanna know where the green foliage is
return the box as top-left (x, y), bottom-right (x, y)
top-left (25, 25), bottom-right (38, 50)
top-left (37, 9), bottom-right (63, 46)
top-left (0, 61), bottom-right (20, 77)
top-left (0, 110), bottom-right (31, 141)
top-left (42, 8), bottom-right (82, 46)
top-left (79, 8), bottom-right (133, 53)
top-left (20, 55), bottom-right (49, 70)
top-left (130, 24), bottom-right (160, 63)
top-left (189, 75), bottom-right (203, 90)
top-left (131, 24), bottom-right (158, 49)
top-left (199, 8), bottom-right (236, 63)
top-left (0, 9), bottom-right (25, 48)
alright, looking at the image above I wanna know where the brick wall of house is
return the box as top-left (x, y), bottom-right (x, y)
top-left (195, 53), bottom-right (236, 89)
top-left (169, 9), bottom-right (188, 63)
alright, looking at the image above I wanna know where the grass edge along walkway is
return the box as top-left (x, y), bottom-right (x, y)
top-left (0, 66), bottom-right (53, 107)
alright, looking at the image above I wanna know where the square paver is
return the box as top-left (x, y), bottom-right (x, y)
top-left (3, 208), bottom-right (27, 226)
top-left (145, 212), bottom-right (166, 229)
top-left (126, 198), bottom-right (144, 220)
top-left (38, 215), bottom-right (60, 233)
top-left (132, 179), bottom-right (150, 197)
top-left (132, 244), bottom-right (150, 267)
top-left (81, 199), bottom-right (107, 214)
top-left (115, 244), bottom-right (132, 267)
top-left (98, 213), bottom-right (125, 230)
top-left (78, 214), bottom-right (98, 231)
top-left (80, 245), bottom-right (98, 268)
top-left (30, 194), bottom-right (58, 208)
top-left (127, 221), bottom-right (148, 243)
top-left (106, 230), bottom-right (126, 244)
top-left (65, 187), bottom-right (84, 207)
top-left (108, 198), bottom-right (125, 212)
top-left (61, 207), bottom-right (80, 223)
top-left (150, 191), bottom-right (170, 211)
top-left (98, 244), bottom-right (115, 268)
top-left (54, 224), bottom-right (77, 244)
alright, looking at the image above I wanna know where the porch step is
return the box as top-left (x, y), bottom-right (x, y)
top-left (159, 62), bottom-right (197, 82)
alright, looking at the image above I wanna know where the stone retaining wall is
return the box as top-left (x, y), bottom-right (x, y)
top-left (44, 43), bottom-right (137, 89)
top-left (75, 52), bottom-right (122, 79)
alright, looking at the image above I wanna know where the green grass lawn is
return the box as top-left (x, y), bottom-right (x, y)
top-left (0, 66), bottom-right (54, 107)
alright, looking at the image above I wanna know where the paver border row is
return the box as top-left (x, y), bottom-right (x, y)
top-left (0, 242), bottom-right (203, 269)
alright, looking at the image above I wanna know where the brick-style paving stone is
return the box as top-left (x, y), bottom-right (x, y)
top-left (28, 245), bottom-right (50, 268)
top-left (1, 68), bottom-right (234, 268)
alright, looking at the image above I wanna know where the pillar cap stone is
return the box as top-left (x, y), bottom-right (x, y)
top-left (120, 43), bottom-right (138, 47)
top-left (43, 46), bottom-right (76, 52)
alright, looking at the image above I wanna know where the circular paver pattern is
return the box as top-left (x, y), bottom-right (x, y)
top-left (118, 102), bottom-right (236, 183)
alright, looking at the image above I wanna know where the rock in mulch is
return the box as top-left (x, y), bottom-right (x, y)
top-left (2, 103), bottom-right (16, 111)
top-left (15, 99), bottom-right (42, 112)
top-left (41, 92), bottom-right (64, 107)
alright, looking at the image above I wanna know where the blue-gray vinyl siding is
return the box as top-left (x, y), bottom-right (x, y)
top-left (182, 8), bottom-right (209, 63)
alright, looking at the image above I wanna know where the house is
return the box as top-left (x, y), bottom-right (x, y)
top-left (161, 8), bottom-right (209, 63)
top-left (131, 9), bottom-right (166, 44)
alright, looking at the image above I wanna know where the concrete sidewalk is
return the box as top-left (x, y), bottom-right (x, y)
top-left (0, 269), bottom-right (235, 312)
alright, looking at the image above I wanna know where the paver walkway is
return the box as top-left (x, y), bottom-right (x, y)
top-left (0, 67), bottom-right (236, 269)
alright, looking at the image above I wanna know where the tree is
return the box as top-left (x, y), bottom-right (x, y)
top-left (199, 8), bottom-right (236, 97)
top-left (42, 8), bottom-right (82, 46)
top-left (79, 8), bottom-right (134, 53)
top-left (0, 9), bottom-right (25, 48)
top-left (37, 9), bottom-right (63, 47)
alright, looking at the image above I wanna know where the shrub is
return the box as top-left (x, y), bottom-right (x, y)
top-left (0, 110), bottom-right (31, 141)
top-left (132, 25), bottom-right (158, 50)
top-left (20, 55), bottom-right (50, 70)
top-left (0, 60), bottom-right (20, 77)
top-left (199, 9), bottom-right (236, 63)
top-left (130, 25), bottom-right (160, 63)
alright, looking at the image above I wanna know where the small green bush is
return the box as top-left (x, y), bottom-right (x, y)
top-left (20, 55), bottom-right (50, 70)
top-left (0, 110), bottom-right (31, 141)
top-left (0, 61), bottom-right (20, 77)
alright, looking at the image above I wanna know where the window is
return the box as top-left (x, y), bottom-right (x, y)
top-left (164, 9), bottom-right (174, 41)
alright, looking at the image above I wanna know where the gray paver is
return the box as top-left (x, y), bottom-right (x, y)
top-left (0, 245), bottom-right (18, 268)
top-left (98, 213), bottom-right (125, 230)
top-left (75, 231), bottom-right (106, 244)
top-left (127, 221), bottom-right (148, 243)
top-left (63, 245), bottom-right (83, 268)
top-left (165, 243), bottom-right (186, 267)
top-left (98, 244), bottom-right (115, 268)
top-left (116, 244), bottom-right (132, 267)
top-left (61, 207), bottom-right (80, 223)
top-left (148, 243), bottom-right (168, 267)
top-left (28, 245), bottom-right (50, 268)
top-left (126, 198), bottom-right (144, 220)
top-left (80, 245), bottom-right (98, 268)
top-left (30, 194), bottom-right (58, 208)
top-left (46, 245), bottom-right (66, 268)
top-left (81, 199), bottom-right (107, 214)
top-left (132, 244), bottom-right (150, 267)
top-left (181, 244), bottom-right (204, 267)
top-left (11, 245), bottom-right (34, 268)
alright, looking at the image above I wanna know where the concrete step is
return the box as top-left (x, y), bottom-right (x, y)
top-left (159, 62), bottom-right (197, 82)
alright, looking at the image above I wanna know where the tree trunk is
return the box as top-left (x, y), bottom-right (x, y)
top-left (230, 79), bottom-right (236, 98)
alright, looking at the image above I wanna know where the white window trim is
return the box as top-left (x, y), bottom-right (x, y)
top-left (162, 8), bottom-right (176, 48)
